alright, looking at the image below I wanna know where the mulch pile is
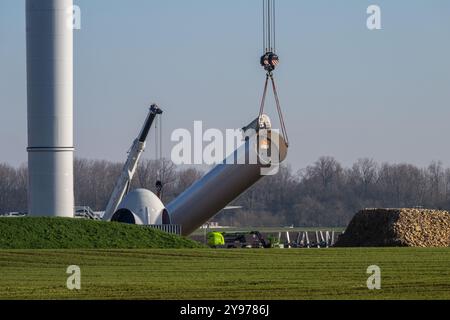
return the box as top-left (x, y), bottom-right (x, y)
top-left (335, 208), bottom-right (450, 247)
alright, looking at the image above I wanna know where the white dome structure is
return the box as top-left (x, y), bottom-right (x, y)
top-left (111, 189), bottom-right (169, 225)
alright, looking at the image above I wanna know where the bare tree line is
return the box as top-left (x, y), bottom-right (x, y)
top-left (221, 157), bottom-right (450, 227)
top-left (0, 163), bottom-right (27, 213)
top-left (73, 158), bottom-right (203, 211)
top-left (2, 157), bottom-right (450, 227)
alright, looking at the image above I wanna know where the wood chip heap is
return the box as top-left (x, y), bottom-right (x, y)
top-left (335, 208), bottom-right (450, 247)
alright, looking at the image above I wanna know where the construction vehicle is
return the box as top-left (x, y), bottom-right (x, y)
top-left (218, 231), bottom-right (272, 249)
top-left (103, 104), bottom-right (163, 221)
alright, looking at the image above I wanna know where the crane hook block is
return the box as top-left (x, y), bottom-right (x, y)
top-left (260, 52), bottom-right (279, 72)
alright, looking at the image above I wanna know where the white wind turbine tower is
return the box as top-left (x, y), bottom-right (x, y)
top-left (26, 0), bottom-right (74, 217)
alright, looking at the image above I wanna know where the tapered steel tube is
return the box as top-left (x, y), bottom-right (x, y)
top-left (168, 131), bottom-right (288, 236)
top-left (26, 0), bottom-right (74, 217)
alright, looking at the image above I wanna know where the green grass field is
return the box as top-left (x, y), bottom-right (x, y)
top-left (0, 217), bottom-right (201, 249)
top-left (1, 248), bottom-right (449, 300)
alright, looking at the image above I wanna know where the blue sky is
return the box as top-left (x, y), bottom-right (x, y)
top-left (1, 0), bottom-right (450, 170)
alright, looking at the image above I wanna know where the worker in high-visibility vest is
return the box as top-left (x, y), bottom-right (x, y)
top-left (207, 232), bottom-right (225, 248)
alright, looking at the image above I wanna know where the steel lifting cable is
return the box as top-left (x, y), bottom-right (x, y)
top-left (258, 73), bottom-right (289, 147)
top-left (272, 0), bottom-right (276, 53)
top-left (263, 0), bottom-right (266, 52)
top-left (267, 0), bottom-right (271, 51)
top-left (159, 115), bottom-right (163, 161)
top-left (155, 115), bottom-right (159, 160)
top-left (270, 75), bottom-right (289, 147)
top-left (263, 0), bottom-right (276, 53)
top-left (154, 114), bottom-right (164, 198)
top-left (258, 0), bottom-right (289, 147)
top-left (153, 113), bottom-right (163, 162)
top-left (258, 73), bottom-right (270, 118)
